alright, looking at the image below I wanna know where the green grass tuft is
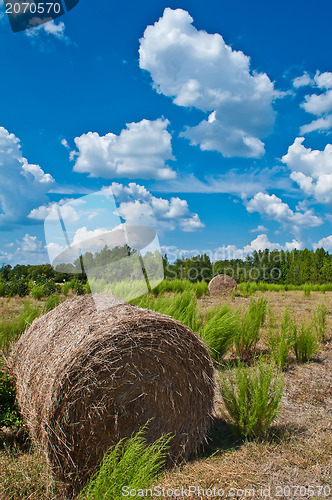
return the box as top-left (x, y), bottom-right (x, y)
top-left (200, 305), bottom-right (238, 361)
top-left (312, 302), bottom-right (329, 342)
top-left (293, 323), bottom-right (320, 363)
top-left (79, 425), bottom-right (170, 500)
top-left (132, 290), bottom-right (200, 331)
top-left (218, 357), bottom-right (284, 439)
top-left (234, 298), bottom-right (267, 357)
top-left (267, 308), bottom-right (296, 370)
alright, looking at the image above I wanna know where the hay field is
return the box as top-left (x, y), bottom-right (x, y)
top-left (161, 291), bottom-right (332, 499)
top-left (0, 289), bottom-right (331, 499)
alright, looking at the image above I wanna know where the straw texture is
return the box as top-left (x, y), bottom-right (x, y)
top-left (9, 295), bottom-right (214, 489)
top-left (208, 274), bottom-right (237, 296)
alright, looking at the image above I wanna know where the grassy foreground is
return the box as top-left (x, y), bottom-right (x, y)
top-left (0, 288), bottom-right (331, 499)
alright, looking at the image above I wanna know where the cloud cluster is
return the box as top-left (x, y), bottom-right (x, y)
top-left (29, 182), bottom-right (205, 235)
top-left (214, 234), bottom-right (302, 261)
top-left (314, 235), bottom-right (332, 252)
top-left (26, 20), bottom-right (71, 46)
top-left (293, 71), bottom-right (332, 134)
top-left (2, 234), bottom-right (48, 266)
top-left (110, 182), bottom-right (205, 232)
top-left (71, 119), bottom-right (176, 180)
top-left (28, 198), bottom-right (81, 221)
top-left (282, 137), bottom-right (332, 204)
top-left (139, 8), bottom-right (279, 158)
top-left (246, 192), bottom-right (322, 230)
top-left (0, 126), bottom-right (54, 227)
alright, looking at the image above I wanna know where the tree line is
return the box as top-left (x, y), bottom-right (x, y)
top-left (1, 247), bottom-right (332, 298)
top-left (163, 247), bottom-right (332, 284)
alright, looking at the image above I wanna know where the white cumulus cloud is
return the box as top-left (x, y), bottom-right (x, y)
top-left (295, 71), bottom-right (332, 134)
top-left (0, 126), bottom-right (54, 226)
top-left (71, 118), bottom-right (176, 180)
top-left (250, 225), bottom-right (268, 233)
top-left (246, 192), bottom-right (323, 230)
top-left (314, 235), bottom-right (332, 252)
top-left (4, 234), bottom-right (49, 266)
top-left (215, 234), bottom-right (302, 260)
top-left (139, 8), bottom-right (280, 158)
top-left (109, 182), bottom-right (204, 232)
top-left (282, 137), bottom-right (332, 204)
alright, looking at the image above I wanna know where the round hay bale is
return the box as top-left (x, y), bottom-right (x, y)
top-left (9, 295), bottom-right (214, 488)
top-left (208, 274), bottom-right (237, 296)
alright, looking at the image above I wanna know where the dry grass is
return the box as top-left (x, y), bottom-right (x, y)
top-left (157, 291), bottom-right (332, 499)
top-left (200, 289), bottom-right (332, 323)
top-left (1, 291), bottom-right (331, 499)
top-left (0, 443), bottom-right (66, 500)
top-left (0, 296), bottom-right (41, 322)
top-left (157, 340), bottom-right (332, 498)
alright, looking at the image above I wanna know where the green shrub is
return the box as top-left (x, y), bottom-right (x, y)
top-left (293, 323), bottom-right (320, 362)
top-left (79, 425), bottom-right (170, 500)
top-left (234, 298), bottom-right (267, 357)
top-left (0, 301), bottom-right (40, 353)
top-left (312, 302), bottom-right (329, 341)
top-left (43, 279), bottom-right (60, 297)
top-left (0, 281), bottom-right (6, 297)
top-left (31, 284), bottom-right (44, 300)
top-left (303, 284), bottom-right (311, 297)
top-left (218, 357), bottom-right (284, 439)
top-left (0, 364), bottom-right (22, 427)
top-left (201, 306), bottom-right (238, 361)
top-left (6, 278), bottom-right (29, 297)
top-left (267, 308), bottom-right (296, 370)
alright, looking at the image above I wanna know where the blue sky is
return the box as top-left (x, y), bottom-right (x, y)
top-left (1, 0), bottom-right (332, 265)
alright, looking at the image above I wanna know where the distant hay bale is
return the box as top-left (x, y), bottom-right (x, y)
top-left (208, 274), bottom-right (237, 296)
top-left (9, 295), bottom-right (214, 489)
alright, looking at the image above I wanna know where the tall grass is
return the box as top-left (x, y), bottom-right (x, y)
top-left (218, 357), bottom-right (284, 439)
top-left (312, 302), bottom-right (329, 341)
top-left (132, 291), bottom-right (200, 331)
top-left (43, 294), bottom-right (61, 313)
top-left (293, 323), bottom-right (320, 363)
top-left (200, 305), bottom-right (238, 361)
top-left (154, 279), bottom-right (208, 298)
top-left (237, 281), bottom-right (332, 296)
top-left (267, 308), bottom-right (296, 370)
top-left (80, 425), bottom-right (170, 500)
top-left (62, 282), bottom-right (72, 296)
top-left (0, 301), bottom-right (40, 353)
top-left (234, 298), bottom-right (267, 357)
